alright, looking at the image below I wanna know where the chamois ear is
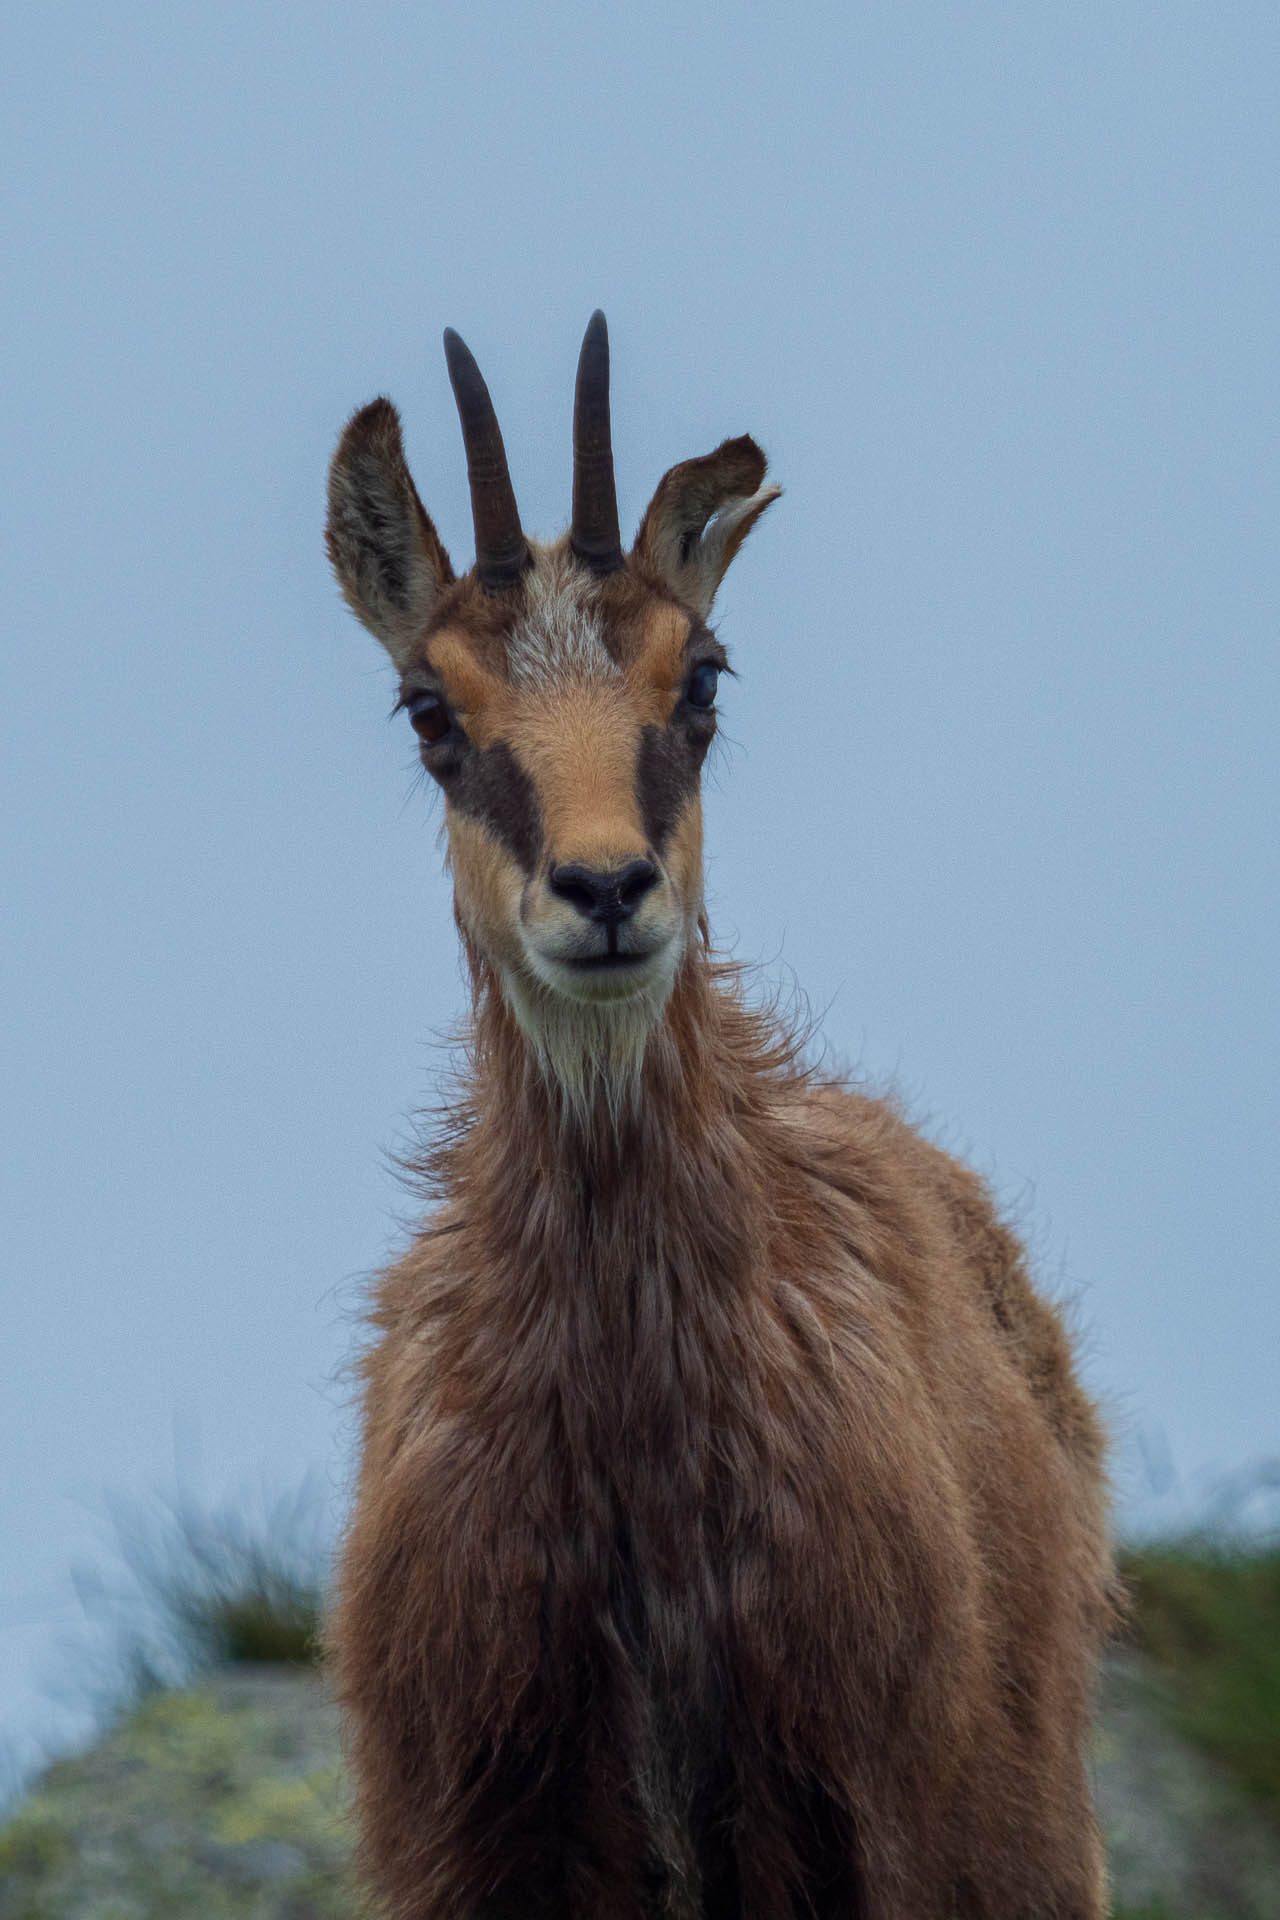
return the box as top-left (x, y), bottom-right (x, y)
top-left (326, 398), bottom-right (455, 668)
top-left (634, 435), bottom-right (780, 618)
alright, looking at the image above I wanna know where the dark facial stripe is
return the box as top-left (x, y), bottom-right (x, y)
top-left (635, 718), bottom-right (711, 853)
top-left (684, 618), bottom-right (723, 661)
top-left (443, 739), bottom-right (543, 874)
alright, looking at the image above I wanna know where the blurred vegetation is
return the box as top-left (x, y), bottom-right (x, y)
top-left (0, 1671), bottom-right (356, 1919)
top-left (69, 1478), bottom-right (329, 1703)
top-left (0, 1486), bottom-right (340, 1917)
top-left (1119, 1538), bottom-right (1280, 1821)
top-left (156, 1526), bottom-right (323, 1671)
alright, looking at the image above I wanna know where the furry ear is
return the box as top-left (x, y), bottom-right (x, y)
top-left (326, 398), bottom-right (455, 667)
top-left (634, 435), bottom-right (780, 617)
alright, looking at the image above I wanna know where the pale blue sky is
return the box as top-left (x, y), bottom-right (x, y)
top-left (3, 1), bottom-right (1277, 1776)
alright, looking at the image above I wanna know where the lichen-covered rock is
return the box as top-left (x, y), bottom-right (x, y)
top-left (1092, 1653), bottom-right (1280, 1920)
top-left (0, 1668), bottom-right (360, 1919)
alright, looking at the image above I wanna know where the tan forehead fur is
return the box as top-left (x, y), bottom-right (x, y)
top-left (422, 580), bottom-right (696, 748)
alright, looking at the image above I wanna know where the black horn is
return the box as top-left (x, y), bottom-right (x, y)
top-left (570, 310), bottom-right (624, 575)
top-left (443, 328), bottom-right (530, 592)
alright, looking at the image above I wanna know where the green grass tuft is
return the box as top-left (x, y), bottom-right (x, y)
top-left (72, 1478), bottom-right (330, 1715)
top-left (171, 1568), bottom-right (321, 1668)
top-left (1119, 1538), bottom-right (1280, 1821)
top-left (118, 1481), bottom-right (329, 1678)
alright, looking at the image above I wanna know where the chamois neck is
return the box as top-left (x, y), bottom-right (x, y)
top-left (471, 949), bottom-right (734, 1166)
top-left (426, 947), bottom-right (804, 1337)
top-left (440, 943), bottom-right (813, 1207)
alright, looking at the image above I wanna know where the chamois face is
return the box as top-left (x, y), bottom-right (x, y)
top-left (326, 319), bottom-right (778, 1087)
top-left (397, 548), bottom-right (722, 1024)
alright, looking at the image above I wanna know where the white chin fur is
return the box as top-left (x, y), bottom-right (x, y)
top-left (522, 940), bottom-right (677, 1004)
top-left (502, 940), bottom-right (680, 1120)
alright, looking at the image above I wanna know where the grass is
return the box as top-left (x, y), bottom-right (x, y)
top-left (71, 1478), bottom-right (330, 1712)
top-left (151, 1496), bottom-right (325, 1669)
top-left (1118, 1536), bottom-right (1280, 1822)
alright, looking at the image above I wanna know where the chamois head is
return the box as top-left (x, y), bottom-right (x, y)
top-left (326, 314), bottom-right (779, 1098)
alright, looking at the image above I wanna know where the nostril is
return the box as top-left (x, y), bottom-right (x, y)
top-left (548, 859), bottom-right (660, 923)
top-left (616, 859), bottom-right (658, 909)
top-left (547, 864), bottom-right (602, 917)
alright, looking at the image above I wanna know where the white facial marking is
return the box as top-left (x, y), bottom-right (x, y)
top-left (505, 548), bottom-right (619, 688)
top-left (501, 951), bottom-right (680, 1127)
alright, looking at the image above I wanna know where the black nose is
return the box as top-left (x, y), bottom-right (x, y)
top-left (547, 859), bottom-right (659, 925)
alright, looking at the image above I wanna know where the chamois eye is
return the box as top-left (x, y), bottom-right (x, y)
top-left (408, 692), bottom-right (451, 743)
top-left (686, 663), bottom-right (719, 710)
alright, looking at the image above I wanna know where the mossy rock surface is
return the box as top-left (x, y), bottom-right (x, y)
top-left (3, 1655), bottom-right (1280, 1918)
top-left (0, 1668), bottom-right (360, 1919)
top-left (1094, 1652), bottom-right (1280, 1919)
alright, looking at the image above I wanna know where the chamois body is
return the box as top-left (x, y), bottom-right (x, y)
top-left (326, 318), bottom-right (1113, 1919)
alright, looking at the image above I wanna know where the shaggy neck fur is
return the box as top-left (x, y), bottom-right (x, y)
top-left (345, 937), bottom-right (1112, 1919)
top-left (494, 948), bottom-right (686, 1131)
top-left (449, 938), bottom-right (801, 1216)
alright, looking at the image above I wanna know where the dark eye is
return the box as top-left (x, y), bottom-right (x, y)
top-left (686, 662), bottom-right (720, 710)
top-left (407, 692), bottom-right (451, 743)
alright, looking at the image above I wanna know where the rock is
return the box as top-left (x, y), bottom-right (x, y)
top-left (0, 1668), bottom-right (356, 1920)
top-left (1094, 1651), bottom-right (1280, 1919)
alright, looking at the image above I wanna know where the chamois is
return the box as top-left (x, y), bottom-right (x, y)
top-left (325, 314), bottom-right (1114, 1919)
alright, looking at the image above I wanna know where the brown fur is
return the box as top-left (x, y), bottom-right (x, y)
top-left (332, 955), bottom-right (1112, 1918)
top-left (325, 342), bottom-right (1114, 1919)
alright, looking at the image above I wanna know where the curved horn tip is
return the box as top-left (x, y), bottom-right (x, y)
top-left (577, 311), bottom-right (610, 376)
top-left (442, 326), bottom-right (480, 388)
top-left (441, 325), bottom-right (530, 592)
top-left (571, 310), bottom-right (623, 575)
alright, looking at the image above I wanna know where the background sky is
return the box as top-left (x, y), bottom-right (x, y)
top-left (3, 0), bottom-right (1277, 1782)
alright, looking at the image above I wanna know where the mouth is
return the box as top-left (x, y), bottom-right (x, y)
top-left (522, 934), bottom-right (676, 1004)
top-left (559, 950), bottom-right (651, 974)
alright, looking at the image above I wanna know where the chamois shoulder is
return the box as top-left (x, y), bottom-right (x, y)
top-left (783, 1079), bottom-right (1103, 1465)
